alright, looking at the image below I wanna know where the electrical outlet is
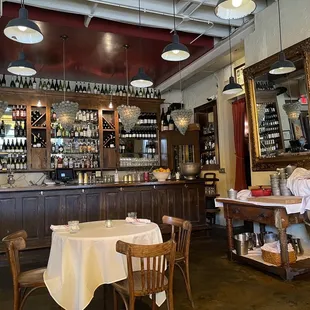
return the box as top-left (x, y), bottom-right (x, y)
top-left (219, 168), bottom-right (226, 173)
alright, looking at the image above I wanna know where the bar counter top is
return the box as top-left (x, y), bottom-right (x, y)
top-left (0, 179), bottom-right (204, 193)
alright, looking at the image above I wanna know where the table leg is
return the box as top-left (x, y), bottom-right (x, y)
top-left (259, 223), bottom-right (266, 235)
top-left (278, 228), bottom-right (290, 269)
top-left (226, 217), bottom-right (234, 260)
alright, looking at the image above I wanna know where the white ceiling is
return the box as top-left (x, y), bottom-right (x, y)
top-left (3, 0), bottom-right (269, 39)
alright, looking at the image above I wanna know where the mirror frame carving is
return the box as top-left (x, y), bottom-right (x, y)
top-left (244, 38), bottom-right (310, 171)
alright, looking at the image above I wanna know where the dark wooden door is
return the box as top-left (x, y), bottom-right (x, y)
top-left (102, 188), bottom-right (122, 220)
top-left (122, 187), bottom-right (141, 218)
top-left (166, 187), bottom-right (184, 219)
top-left (139, 187), bottom-right (154, 221)
top-left (62, 190), bottom-right (85, 223)
top-left (84, 189), bottom-right (102, 222)
top-left (152, 186), bottom-right (168, 224)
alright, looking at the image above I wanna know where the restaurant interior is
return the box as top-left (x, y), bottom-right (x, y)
top-left (1, 0), bottom-right (310, 309)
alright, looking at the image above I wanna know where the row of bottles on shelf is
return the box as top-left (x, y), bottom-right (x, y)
top-left (51, 139), bottom-right (99, 154)
top-left (51, 124), bottom-right (99, 139)
top-left (261, 144), bottom-right (279, 154)
top-left (256, 80), bottom-right (276, 91)
top-left (51, 154), bottom-right (100, 169)
top-left (12, 105), bottom-right (27, 120)
top-left (0, 139), bottom-right (27, 152)
top-left (103, 134), bottom-right (115, 148)
top-left (120, 129), bottom-right (157, 139)
top-left (0, 121), bottom-right (26, 137)
top-left (261, 125), bottom-right (280, 133)
top-left (32, 133), bottom-right (46, 148)
top-left (119, 142), bottom-right (156, 154)
top-left (136, 113), bottom-right (157, 125)
top-left (204, 138), bottom-right (215, 150)
top-left (0, 155), bottom-right (27, 171)
top-left (260, 131), bottom-right (281, 139)
top-left (1, 74), bottom-right (162, 99)
top-left (260, 120), bottom-right (279, 127)
top-left (160, 107), bottom-right (175, 132)
top-left (201, 153), bottom-right (217, 165)
top-left (31, 110), bottom-right (46, 126)
top-left (264, 104), bottom-right (277, 114)
top-left (202, 124), bottom-right (215, 135)
top-left (103, 118), bottom-right (115, 130)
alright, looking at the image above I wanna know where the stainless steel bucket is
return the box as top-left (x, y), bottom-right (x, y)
top-left (234, 233), bottom-right (249, 255)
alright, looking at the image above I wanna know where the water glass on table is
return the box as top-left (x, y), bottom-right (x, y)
top-left (68, 221), bottom-right (80, 233)
top-left (128, 212), bottom-right (137, 219)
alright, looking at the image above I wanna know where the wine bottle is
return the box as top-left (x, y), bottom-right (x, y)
top-left (168, 116), bottom-right (175, 131)
top-left (1, 74), bottom-right (6, 87)
top-left (24, 78), bottom-right (29, 89)
top-left (87, 83), bottom-right (91, 93)
top-left (47, 80), bottom-right (51, 90)
top-left (19, 77), bottom-right (24, 88)
top-left (51, 80), bottom-right (55, 91)
top-left (82, 82), bottom-right (87, 93)
top-left (160, 108), bottom-right (165, 131)
top-left (75, 82), bottom-right (78, 93)
top-left (39, 79), bottom-right (42, 89)
top-left (10, 78), bottom-right (15, 88)
top-left (79, 83), bottom-right (83, 93)
top-left (29, 78), bottom-right (33, 89)
top-left (163, 113), bottom-right (168, 131)
top-left (66, 81), bottom-right (71, 92)
top-left (146, 88), bottom-right (150, 98)
top-left (32, 78), bottom-right (36, 89)
top-left (100, 84), bottom-right (104, 95)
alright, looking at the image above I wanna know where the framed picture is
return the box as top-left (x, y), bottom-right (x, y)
top-left (293, 122), bottom-right (303, 140)
top-left (234, 64), bottom-right (245, 86)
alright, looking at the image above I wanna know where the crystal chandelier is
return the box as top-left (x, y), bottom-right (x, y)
top-left (171, 109), bottom-right (193, 135)
top-left (0, 101), bottom-right (8, 118)
top-left (171, 62), bottom-right (192, 135)
top-left (53, 35), bottom-right (78, 130)
top-left (117, 45), bottom-right (140, 132)
top-left (256, 104), bottom-right (266, 125)
top-left (283, 101), bottom-right (301, 120)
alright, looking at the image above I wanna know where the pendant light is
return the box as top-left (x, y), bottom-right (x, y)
top-left (4, 0), bottom-right (43, 44)
top-left (8, 51), bottom-right (36, 76)
top-left (119, 45), bottom-right (141, 132)
top-left (130, 0), bottom-right (153, 88)
top-left (215, 0), bottom-right (256, 20)
top-left (223, 20), bottom-right (242, 95)
top-left (171, 62), bottom-right (193, 135)
top-left (162, 0), bottom-right (190, 62)
top-left (53, 36), bottom-right (79, 130)
top-left (269, 0), bottom-right (296, 75)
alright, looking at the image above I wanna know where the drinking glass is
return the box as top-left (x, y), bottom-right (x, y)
top-left (68, 220), bottom-right (80, 234)
top-left (105, 219), bottom-right (113, 228)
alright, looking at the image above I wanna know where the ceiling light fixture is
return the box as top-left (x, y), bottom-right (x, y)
top-left (269, 0), bottom-right (296, 75)
top-left (130, 0), bottom-right (153, 88)
top-left (161, 0), bottom-right (190, 61)
top-left (53, 36), bottom-right (79, 130)
top-left (223, 20), bottom-right (242, 95)
top-left (118, 45), bottom-right (141, 132)
top-left (171, 62), bottom-right (193, 135)
top-left (4, 0), bottom-right (43, 44)
top-left (215, 0), bottom-right (256, 20)
top-left (7, 51), bottom-right (36, 76)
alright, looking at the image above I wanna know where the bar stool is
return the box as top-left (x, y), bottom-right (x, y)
top-left (204, 173), bottom-right (220, 225)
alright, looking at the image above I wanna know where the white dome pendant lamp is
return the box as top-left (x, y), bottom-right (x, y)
top-left (215, 0), bottom-right (256, 20)
top-left (223, 20), bottom-right (242, 95)
top-left (130, 0), bottom-right (153, 88)
top-left (161, 0), bottom-right (190, 62)
top-left (8, 51), bottom-right (36, 76)
top-left (269, 0), bottom-right (296, 75)
top-left (4, 0), bottom-right (43, 44)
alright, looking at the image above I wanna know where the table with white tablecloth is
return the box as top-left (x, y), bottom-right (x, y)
top-left (44, 220), bottom-right (164, 310)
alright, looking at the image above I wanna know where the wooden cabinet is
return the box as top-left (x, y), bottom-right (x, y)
top-left (0, 181), bottom-right (206, 252)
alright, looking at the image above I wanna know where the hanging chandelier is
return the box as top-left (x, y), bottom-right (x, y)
top-left (118, 45), bottom-right (141, 132)
top-left (53, 35), bottom-right (78, 130)
top-left (4, 0), bottom-right (43, 44)
top-left (0, 101), bottom-right (8, 119)
top-left (283, 101), bottom-right (301, 121)
top-left (215, 0), bottom-right (256, 20)
top-left (171, 63), bottom-right (192, 135)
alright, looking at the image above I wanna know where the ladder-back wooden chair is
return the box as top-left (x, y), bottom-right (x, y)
top-left (2, 230), bottom-right (47, 310)
top-left (162, 215), bottom-right (194, 308)
top-left (112, 239), bottom-right (176, 310)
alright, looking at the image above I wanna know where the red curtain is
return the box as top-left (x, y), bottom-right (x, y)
top-left (232, 98), bottom-right (247, 191)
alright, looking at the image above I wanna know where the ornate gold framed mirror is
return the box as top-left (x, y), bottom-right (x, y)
top-left (244, 38), bottom-right (310, 171)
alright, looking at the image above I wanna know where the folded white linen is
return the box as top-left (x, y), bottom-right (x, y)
top-left (125, 217), bottom-right (151, 224)
top-left (50, 225), bottom-right (69, 232)
top-left (287, 168), bottom-right (310, 196)
top-left (261, 241), bottom-right (294, 253)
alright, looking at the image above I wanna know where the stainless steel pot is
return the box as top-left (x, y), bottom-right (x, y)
top-left (180, 163), bottom-right (201, 180)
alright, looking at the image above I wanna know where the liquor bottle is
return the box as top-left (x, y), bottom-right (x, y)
top-left (1, 74), bottom-right (6, 87)
top-left (0, 120), bottom-right (5, 136)
top-left (66, 81), bottom-right (71, 92)
top-left (10, 78), bottom-right (16, 88)
top-left (87, 83), bottom-right (91, 94)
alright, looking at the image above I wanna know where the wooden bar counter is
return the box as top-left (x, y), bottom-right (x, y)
top-left (218, 198), bottom-right (310, 280)
top-left (0, 180), bottom-right (205, 252)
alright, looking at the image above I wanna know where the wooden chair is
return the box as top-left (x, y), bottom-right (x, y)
top-left (162, 215), bottom-right (194, 308)
top-left (112, 239), bottom-right (176, 310)
top-left (2, 230), bottom-right (47, 310)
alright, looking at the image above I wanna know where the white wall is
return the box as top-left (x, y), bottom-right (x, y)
top-left (245, 0), bottom-right (310, 67)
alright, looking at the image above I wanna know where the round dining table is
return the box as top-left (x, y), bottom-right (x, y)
top-left (44, 220), bottom-right (164, 310)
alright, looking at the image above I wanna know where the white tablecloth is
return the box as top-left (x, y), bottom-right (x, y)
top-left (215, 198), bottom-right (302, 214)
top-left (44, 220), bottom-right (163, 310)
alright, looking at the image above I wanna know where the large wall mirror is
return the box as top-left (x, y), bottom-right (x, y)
top-left (244, 38), bottom-right (310, 171)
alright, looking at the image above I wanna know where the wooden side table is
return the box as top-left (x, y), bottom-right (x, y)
top-left (218, 198), bottom-right (310, 280)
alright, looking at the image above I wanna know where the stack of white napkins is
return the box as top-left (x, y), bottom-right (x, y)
top-left (50, 225), bottom-right (69, 232)
top-left (125, 217), bottom-right (151, 224)
top-left (261, 241), bottom-right (294, 253)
